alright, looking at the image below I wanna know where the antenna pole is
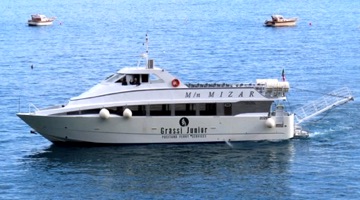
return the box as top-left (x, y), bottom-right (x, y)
top-left (145, 33), bottom-right (149, 68)
top-left (145, 33), bottom-right (149, 55)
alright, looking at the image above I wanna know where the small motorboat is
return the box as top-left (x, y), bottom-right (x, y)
top-left (28, 14), bottom-right (55, 26)
top-left (264, 15), bottom-right (297, 27)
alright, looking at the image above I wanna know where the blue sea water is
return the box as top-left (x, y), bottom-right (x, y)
top-left (1, 0), bottom-right (359, 199)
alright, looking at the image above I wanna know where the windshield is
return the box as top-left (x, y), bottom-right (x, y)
top-left (105, 73), bottom-right (125, 83)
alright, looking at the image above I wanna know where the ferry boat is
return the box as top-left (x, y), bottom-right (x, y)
top-left (28, 14), bottom-right (55, 26)
top-left (20, 36), bottom-right (349, 145)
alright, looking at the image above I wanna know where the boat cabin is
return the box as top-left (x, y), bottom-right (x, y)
top-left (30, 14), bottom-right (48, 22)
top-left (101, 59), bottom-right (182, 88)
top-left (271, 15), bottom-right (285, 22)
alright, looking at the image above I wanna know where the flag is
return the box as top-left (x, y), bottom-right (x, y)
top-left (282, 69), bottom-right (286, 81)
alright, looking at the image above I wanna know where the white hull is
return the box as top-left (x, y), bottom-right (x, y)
top-left (28, 21), bottom-right (53, 26)
top-left (18, 113), bottom-right (295, 144)
top-left (264, 21), bottom-right (296, 27)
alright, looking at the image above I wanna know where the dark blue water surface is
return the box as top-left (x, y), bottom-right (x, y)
top-left (1, 0), bottom-right (359, 199)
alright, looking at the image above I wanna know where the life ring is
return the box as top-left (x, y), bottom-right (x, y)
top-left (172, 79), bottom-right (180, 87)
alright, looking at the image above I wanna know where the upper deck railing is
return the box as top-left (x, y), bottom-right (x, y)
top-left (185, 81), bottom-right (289, 98)
top-left (185, 83), bottom-right (257, 88)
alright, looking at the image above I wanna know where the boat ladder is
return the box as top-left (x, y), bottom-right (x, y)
top-left (294, 87), bottom-right (354, 124)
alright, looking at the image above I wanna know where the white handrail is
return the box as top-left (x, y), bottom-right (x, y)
top-left (294, 87), bottom-right (354, 124)
top-left (28, 103), bottom-right (39, 113)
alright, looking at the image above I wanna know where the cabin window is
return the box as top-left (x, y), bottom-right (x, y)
top-left (224, 103), bottom-right (232, 116)
top-left (66, 111), bottom-right (80, 115)
top-left (199, 103), bottom-right (217, 116)
top-left (175, 104), bottom-right (196, 116)
top-left (149, 74), bottom-right (164, 83)
top-left (106, 73), bottom-right (124, 83)
top-left (141, 74), bottom-right (149, 83)
top-left (149, 104), bottom-right (171, 116)
top-left (114, 107), bottom-right (123, 115)
top-left (78, 109), bottom-right (101, 115)
top-left (231, 101), bottom-right (273, 115)
top-left (126, 105), bottom-right (146, 116)
top-left (127, 75), bottom-right (137, 85)
top-left (116, 75), bottom-right (128, 85)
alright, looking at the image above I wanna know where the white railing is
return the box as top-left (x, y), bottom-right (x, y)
top-left (185, 83), bottom-right (256, 88)
top-left (294, 87), bottom-right (354, 124)
top-left (28, 103), bottom-right (39, 113)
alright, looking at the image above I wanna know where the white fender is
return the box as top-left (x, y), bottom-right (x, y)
top-left (123, 108), bottom-right (132, 118)
top-left (99, 108), bottom-right (110, 119)
top-left (265, 118), bottom-right (275, 128)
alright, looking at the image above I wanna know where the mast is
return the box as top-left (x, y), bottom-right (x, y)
top-left (144, 33), bottom-right (151, 68)
top-left (145, 33), bottom-right (149, 57)
top-left (138, 33), bottom-right (150, 68)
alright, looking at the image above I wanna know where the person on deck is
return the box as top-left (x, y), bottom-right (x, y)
top-left (130, 77), bottom-right (140, 85)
